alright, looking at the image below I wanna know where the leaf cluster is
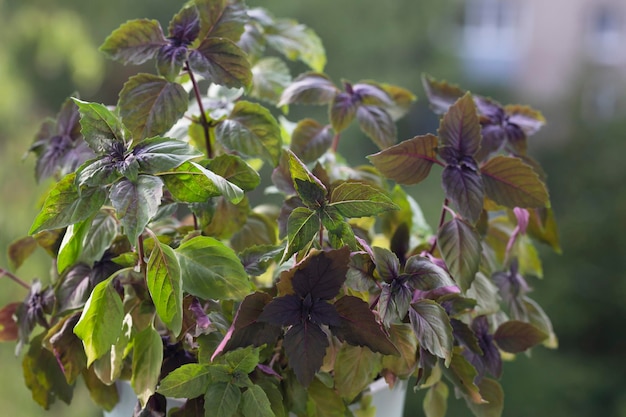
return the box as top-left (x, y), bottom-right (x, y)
top-left (0, 2), bottom-right (560, 417)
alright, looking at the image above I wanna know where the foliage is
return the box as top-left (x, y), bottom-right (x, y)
top-left (0, 1), bottom-right (559, 417)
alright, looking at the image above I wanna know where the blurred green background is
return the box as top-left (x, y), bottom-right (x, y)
top-left (1, 0), bottom-right (625, 416)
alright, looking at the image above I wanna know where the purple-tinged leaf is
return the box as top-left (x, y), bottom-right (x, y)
top-left (291, 247), bottom-right (350, 300)
top-left (188, 298), bottom-right (211, 330)
top-left (442, 162), bottom-right (484, 223)
top-left (215, 101), bottom-right (282, 166)
top-left (222, 292), bottom-right (282, 353)
top-left (378, 281), bottom-right (412, 326)
top-left (331, 295), bottom-right (398, 355)
top-left (438, 93), bottom-right (481, 158)
top-left (286, 149), bottom-right (327, 206)
top-left (309, 298), bottom-right (342, 327)
top-left (100, 19), bottom-right (167, 65)
top-left (188, 38), bottom-right (252, 88)
top-left (404, 255), bottom-right (456, 291)
top-left (382, 324), bottom-right (419, 378)
top-left (329, 181), bottom-right (398, 218)
top-left (438, 293), bottom-right (477, 317)
top-left (368, 134), bottom-right (439, 185)
top-left (258, 294), bottom-right (302, 326)
top-left (72, 99), bottom-right (128, 154)
top-left (437, 218), bottom-right (482, 292)
top-left (481, 156), bottom-right (549, 209)
top-left (330, 92), bottom-right (357, 132)
top-left (290, 119), bottom-right (333, 163)
top-left (492, 261), bottom-right (530, 321)
top-left (284, 322), bottom-right (329, 387)
top-left (157, 45), bottom-right (188, 81)
top-left (43, 312), bottom-right (87, 384)
top-left (278, 72), bottom-right (338, 106)
top-left (352, 83), bottom-right (394, 106)
top-left (0, 302), bottom-right (19, 342)
top-left (524, 297), bottom-right (558, 349)
top-left (493, 320), bottom-right (548, 353)
top-left (504, 104), bottom-right (545, 136)
top-left (451, 318), bottom-right (482, 355)
top-left (110, 175), bottom-right (163, 245)
top-left (372, 82), bottom-right (416, 120)
top-left (168, 5), bottom-right (200, 44)
top-left (195, 0), bottom-right (247, 42)
top-left (471, 316), bottom-right (502, 379)
top-left (409, 299), bottom-right (453, 365)
top-left (8, 236), bottom-right (38, 271)
top-left (132, 137), bottom-right (201, 174)
top-left (356, 105), bottom-right (397, 150)
top-left (422, 74), bottom-right (466, 115)
top-left (372, 246), bottom-right (400, 282)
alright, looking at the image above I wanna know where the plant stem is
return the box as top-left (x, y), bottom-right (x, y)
top-left (138, 234), bottom-right (147, 279)
top-left (428, 198), bottom-right (450, 254)
top-left (0, 268), bottom-right (31, 290)
top-left (185, 61), bottom-right (213, 159)
top-left (319, 223), bottom-right (324, 248)
top-left (331, 132), bottom-right (341, 153)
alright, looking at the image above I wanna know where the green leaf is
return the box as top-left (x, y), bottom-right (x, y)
top-left (481, 156), bottom-right (549, 208)
top-left (320, 206), bottom-right (357, 250)
top-left (204, 382), bottom-right (241, 417)
top-left (334, 345), bottom-right (382, 402)
top-left (466, 378), bottom-right (504, 417)
top-left (368, 134), bottom-right (439, 184)
top-left (195, 0), bottom-right (247, 42)
top-left (79, 211), bottom-right (118, 267)
top-left (329, 182), bottom-right (398, 218)
top-left (409, 299), bottom-right (453, 366)
top-left (147, 241), bottom-right (183, 336)
top-left (100, 19), bottom-right (167, 64)
top-left (22, 333), bottom-right (73, 409)
top-left (423, 381), bottom-right (449, 417)
top-left (206, 154), bottom-right (261, 191)
top-left (82, 366), bottom-right (119, 412)
top-left (75, 158), bottom-right (122, 187)
top-left (264, 19), bottom-right (326, 72)
top-left (438, 92), bottom-right (481, 157)
top-left (286, 150), bottom-right (327, 206)
top-left (441, 350), bottom-right (483, 404)
top-left (132, 136), bottom-right (201, 174)
top-left (306, 377), bottom-right (346, 416)
top-left (73, 276), bottom-right (124, 366)
top-left (57, 217), bottom-right (92, 274)
top-left (8, 236), bottom-right (38, 271)
top-left (466, 272), bottom-right (501, 315)
top-left (191, 161), bottom-right (245, 204)
top-left (72, 99), bottom-right (128, 153)
top-left (158, 363), bottom-right (212, 398)
top-left (30, 174), bottom-right (106, 234)
top-left (215, 101), bottom-right (282, 166)
top-left (438, 218), bottom-right (482, 292)
top-left (223, 346), bottom-right (261, 374)
top-left (242, 385), bottom-right (274, 417)
top-left (493, 320), bottom-right (548, 353)
top-left (526, 207), bottom-right (561, 253)
top-left (189, 37), bottom-right (252, 88)
top-left (524, 297), bottom-right (558, 348)
top-left (290, 119), bottom-right (334, 163)
top-left (250, 57), bottom-right (292, 103)
top-left (176, 235), bottom-right (251, 300)
top-left (161, 161), bottom-right (224, 202)
top-left (131, 326), bottom-right (164, 407)
top-left (110, 175), bottom-right (164, 244)
top-left (278, 72), bottom-right (337, 106)
top-left (200, 196), bottom-right (249, 239)
top-left (382, 324), bottom-right (419, 378)
top-left (421, 74), bottom-right (465, 115)
top-left (356, 105), bottom-right (397, 150)
top-left (284, 207), bottom-right (320, 260)
top-left (118, 74), bottom-right (189, 140)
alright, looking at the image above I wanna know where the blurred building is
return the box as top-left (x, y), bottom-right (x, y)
top-left (457, 0), bottom-right (626, 119)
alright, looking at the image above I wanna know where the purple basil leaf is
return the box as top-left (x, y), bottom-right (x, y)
top-left (492, 260), bottom-right (530, 321)
top-left (441, 162), bottom-right (484, 223)
top-left (437, 293), bottom-right (477, 317)
top-left (409, 299), bottom-right (453, 365)
top-left (156, 45), bottom-right (188, 80)
top-left (504, 104), bottom-right (546, 136)
top-left (352, 83), bottom-right (394, 107)
top-left (372, 246), bottom-right (400, 282)
top-left (291, 247), bottom-right (351, 300)
top-left (421, 74), bottom-right (466, 115)
top-left (330, 91), bottom-right (357, 132)
top-left (413, 285), bottom-right (460, 302)
top-left (331, 295), bottom-right (398, 355)
top-left (493, 320), bottom-right (548, 354)
top-left (284, 322), bottom-right (329, 387)
top-left (438, 92), bottom-right (481, 158)
top-left (278, 72), bottom-right (338, 106)
top-left (452, 318), bottom-right (482, 354)
top-left (437, 218), bottom-right (482, 292)
top-left (258, 294), bottom-right (302, 326)
top-left (471, 316), bottom-right (502, 378)
top-left (224, 292), bottom-right (282, 352)
top-left (378, 281), bottom-right (412, 326)
top-left (188, 38), bottom-right (252, 89)
top-left (134, 393), bottom-right (167, 417)
top-left (356, 105), bottom-right (397, 150)
top-left (100, 19), bottom-right (168, 65)
top-left (403, 255), bottom-right (456, 291)
top-left (168, 5), bottom-right (200, 44)
top-left (309, 299), bottom-right (341, 326)
top-left (188, 298), bottom-right (211, 330)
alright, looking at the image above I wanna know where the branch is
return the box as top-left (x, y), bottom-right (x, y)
top-left (185, 61), bottom-right (213, 159)
top-left (0, 268), bottom-right (31, 290)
